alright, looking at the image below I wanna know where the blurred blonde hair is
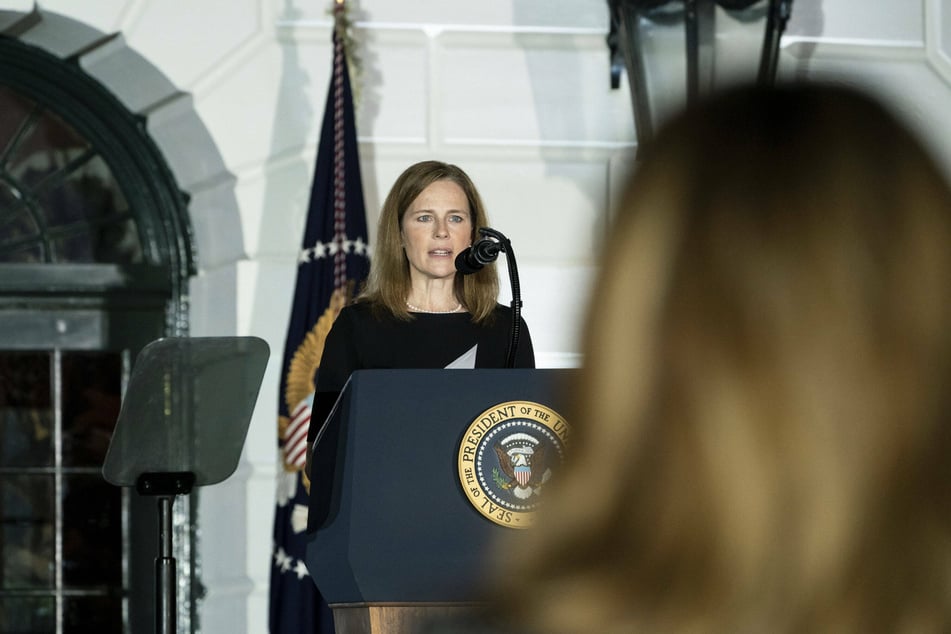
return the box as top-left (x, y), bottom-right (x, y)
top-left (359, 160), bottom-right (500, 322)
top-left (499, 83), bottom-right (951, 633)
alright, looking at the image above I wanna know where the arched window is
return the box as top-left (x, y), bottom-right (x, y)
top-left (0, 86), bottom-right (143, 265)
top-left (0, 35), bottom-right (195, 633)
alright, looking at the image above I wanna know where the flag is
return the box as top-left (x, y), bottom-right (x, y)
top-left (269, 7), bottom-right (369, 632)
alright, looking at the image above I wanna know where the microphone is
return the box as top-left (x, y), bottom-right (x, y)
top-left (455, 237), bottom-right (501, 274)
top-left (453, 226), bottom-right (523, 367)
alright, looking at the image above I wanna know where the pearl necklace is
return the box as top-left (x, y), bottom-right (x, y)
top-left (406, 301), bottom-right (464, 314)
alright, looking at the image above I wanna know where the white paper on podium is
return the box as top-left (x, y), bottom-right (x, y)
top-left (445, 345), bottom-right (477, 369)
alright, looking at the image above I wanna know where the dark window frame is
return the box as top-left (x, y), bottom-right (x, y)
top-left (0, 34), bottom-right (198, 634)
top-left (0, 34), bottom-right (195, 331)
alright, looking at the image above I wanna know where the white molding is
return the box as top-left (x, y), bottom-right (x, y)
top-left (536, 352), bottom-right (582, 369)
top-left (924, 0), bottom-right (951, 85)
top-left (277, 19), bottom-right (606, 37)
top-left (782, 36), bottom-right (926, 61)
top-left (276, 19), bottom-right (610, 50)
top-left (444, 138), bottom-right (635, 150)
top-left (184, 1), bottom-right (272, 99)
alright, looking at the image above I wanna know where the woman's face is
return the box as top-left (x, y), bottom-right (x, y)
top-left (400, 179), bottom-right (473, 284)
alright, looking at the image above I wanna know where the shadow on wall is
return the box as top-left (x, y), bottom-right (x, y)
top-left (510, 0), bottom-right (631, 173)
top-left (508, 0), bottom-right (635, 254)
top-left (264, 0), bottom-right (382, 258)
top-left (258, 0), bottom-right (318, 262)
top-left (347, 0), bottom-right (383, 222)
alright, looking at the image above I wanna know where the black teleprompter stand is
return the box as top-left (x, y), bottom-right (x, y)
top-left (137, 471), bottom-right (196, 634)
top-left (103, 336), bottom-right (270, 634)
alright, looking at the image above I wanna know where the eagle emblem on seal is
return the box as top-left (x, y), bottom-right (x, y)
top-left (458, 401), bottom-right (570, 528)
top-left (493, 432), bottom-right (551, 500)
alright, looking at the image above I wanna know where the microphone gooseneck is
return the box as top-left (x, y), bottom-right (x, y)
top-left (454, 227), bottom-right (523, 368)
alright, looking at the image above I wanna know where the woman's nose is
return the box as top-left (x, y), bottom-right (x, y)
top-left (433, 219), bottom-right (448, 237)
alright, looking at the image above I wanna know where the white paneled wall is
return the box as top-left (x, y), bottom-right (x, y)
top-left (3, 0), bottom-right (951, 631)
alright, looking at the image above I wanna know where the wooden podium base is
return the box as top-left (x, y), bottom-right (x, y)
top-left (331, 603), bottom-right (481, 634)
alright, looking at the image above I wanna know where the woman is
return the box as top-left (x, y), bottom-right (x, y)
top-left (306, 160), bottom-right (535, 475)
top-left (494, 83), bottom-right (951, 633)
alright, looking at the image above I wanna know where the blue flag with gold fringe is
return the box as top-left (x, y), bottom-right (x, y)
top-left (268, 9), bottom-right (369, 633)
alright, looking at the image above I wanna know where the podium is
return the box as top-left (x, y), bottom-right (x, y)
top-left (305, 368), bottom-right (574, 634)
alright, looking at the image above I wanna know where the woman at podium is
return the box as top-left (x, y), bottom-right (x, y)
top-left (305, 160), bottom-right (535, 478)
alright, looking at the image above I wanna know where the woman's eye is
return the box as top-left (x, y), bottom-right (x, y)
top-left (449, 214), bottom-right (466, 223)
top-left (416, 214), bottom-right (432, 222)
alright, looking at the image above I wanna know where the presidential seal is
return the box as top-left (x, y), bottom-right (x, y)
top-left (457, 401), bottom-right (570, 529)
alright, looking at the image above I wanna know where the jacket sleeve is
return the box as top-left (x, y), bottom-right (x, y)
top-left (308, 307), bottom-right (357, 444)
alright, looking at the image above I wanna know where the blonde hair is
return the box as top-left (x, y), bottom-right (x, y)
top-left (359, 160), bottom-right (500, 322)
top-left (499, 83), bottom-right (951, 633)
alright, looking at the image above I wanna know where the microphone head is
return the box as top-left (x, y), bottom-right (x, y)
top-left (472, 238), bottom-right (501, 262)
top-left (455, 248), bottom-right (484, 274)
top-left (456, 239), bottom-right (502, 274)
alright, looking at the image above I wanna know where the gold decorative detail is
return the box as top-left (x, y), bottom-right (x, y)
top-left (279, 287), bottom-right (352, 474)
top-left (330, 0), bottom-right (362, 108)
top-left (457, 401), bottom-right (571, 529)
top-left (284, 287), bottom-right (350, 414)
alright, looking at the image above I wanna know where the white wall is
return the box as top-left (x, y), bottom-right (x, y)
top-left (2, 0), bottom-right (951, 632)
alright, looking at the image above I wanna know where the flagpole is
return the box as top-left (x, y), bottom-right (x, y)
top-left (269, 1), bottom-right (370, 631)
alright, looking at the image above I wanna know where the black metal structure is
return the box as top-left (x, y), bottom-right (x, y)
top-left (607, 0), bottom-right (794, 147)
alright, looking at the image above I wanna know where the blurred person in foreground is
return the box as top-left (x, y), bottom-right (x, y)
top-left (490, 82), bottom-right (951, 633)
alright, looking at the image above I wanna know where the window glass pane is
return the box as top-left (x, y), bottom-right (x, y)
top-left (64, 595), bottom-right (122, 633)
top-left (35, 155), bottom-right (126, 226)
top-left (5, 103), bottom-right (90, 184)
top-left (0, 179), bottom-right (19, 214)
top-left (0, 474), bottom-right (53, 589)
top-left (48, 216), bottom-right (142, 265)
top-left (0, 352), bottom-right (52, 468)
top-left (94, 216), bottom-right (141, 264)
top-left (0, 596), bottom-right (55, 633)
top-left (0, 202), bottom-right (42, 263)
top-left (62, 476), bottom-right (121, 588)
top-left (62, 352), bottom-right (121, 468)
top-left (0, 86), bottom-right (34, 154)
top-left (49, 227), bottom-right (95, 263)
top-left (0, 88), bottom-right (143, 265)
top-left (35, 170), bottom-right (98, 231)
top-left (0, 185), bottom-right (39, 237)
top-left (0, 242), bottom-right (43, 263)
top-left (35, 155), bottom-right (142, 265)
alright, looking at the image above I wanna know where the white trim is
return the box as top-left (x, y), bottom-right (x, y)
top-left (924, 0), bottom-right (951, 85)
top-left (276, 19), bottom-right (607, 38)
top-left (782, 36), bottom-right (926, 60)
